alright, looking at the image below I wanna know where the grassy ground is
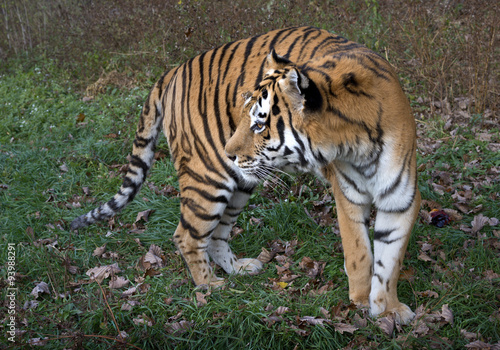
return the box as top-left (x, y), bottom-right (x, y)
top-left (1, 1), bottom-right (499, 349)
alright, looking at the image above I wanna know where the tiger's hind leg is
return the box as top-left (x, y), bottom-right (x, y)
top-left (370, 189), bottom-right (421, 324)
top-left (207, 188), bottom-right (263, 275)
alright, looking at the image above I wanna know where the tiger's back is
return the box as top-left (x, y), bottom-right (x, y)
top-left (71, 26), bottom-right (419, 325)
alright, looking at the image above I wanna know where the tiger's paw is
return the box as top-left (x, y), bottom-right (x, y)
top-left (195, 275), bottom-right (226, 290)
top-left (351, 296), bottom-right (370, 309)
top-left (371, 299), bottom-right (415, 325)
top-left (381, 302), bottom-right (415, 325)
top-left (233, 258), bottom-right (263, 275)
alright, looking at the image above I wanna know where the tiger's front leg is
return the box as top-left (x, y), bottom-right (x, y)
top-left (330, 177), bottom-right (374, 308)
top-left (370, 189), bottom-right (421, 324)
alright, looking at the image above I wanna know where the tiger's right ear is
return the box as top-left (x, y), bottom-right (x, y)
top-left (241, 91), bottom-right (253, 105)
top-left (265, 49), bottom-right (292, 71)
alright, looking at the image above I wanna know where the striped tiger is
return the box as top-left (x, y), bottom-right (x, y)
top-left (71, 26), bottom-right (420, 324)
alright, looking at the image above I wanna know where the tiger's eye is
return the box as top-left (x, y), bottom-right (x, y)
top-left (261, 89), bottom-right (268, 99)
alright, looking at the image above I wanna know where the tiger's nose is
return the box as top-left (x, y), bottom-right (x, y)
top-left (226, 153), bottom-right (236, 162)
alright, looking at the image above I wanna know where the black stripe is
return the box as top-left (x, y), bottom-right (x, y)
top-left (374, 273), bottom-right (383, 284)
top-left (130, 154), bottom-right (148, 174)
top-left (335, 167), bottom-right (367, 195)
top-left (293, 27), bottom-right (320, 60)
top-left (212, 66), bottom-right (227, 147)
top-left (233, 35), bottom-right (259, 106)
top-left (222, 42), bottom-right (241, 82)
top-left (180, 214), bottom-right (214, 239)
top-left (308, 35), bottom-right (346, 60)
top-left (379, 152), bottom-right (410, 199)
top-left (133, 134), bottom-right (153, 148)
top-left (374, 229), bottom-right (394, 240)
top-left (183, 186), bottom-right (229, 204)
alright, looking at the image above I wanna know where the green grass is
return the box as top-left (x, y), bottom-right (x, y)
top-left (1, 61), bottom-right (499, 349)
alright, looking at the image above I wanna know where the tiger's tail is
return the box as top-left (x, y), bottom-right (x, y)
top-left (70, 79), bottom-right (165, 231)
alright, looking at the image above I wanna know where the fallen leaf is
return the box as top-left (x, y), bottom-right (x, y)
top-left (377, 314), bottom-right (395, 336)
top-left (31, 282), bottom-right (50, 298)
top-left (276, 281), bottom-right (288, 289)
top-left (440, 304), bottom-right (453, 325)
top-left (109, 276), bottom-right (129, 289)
top-left (275, 306), bottom-right (290, 315)
top-left (333, 322), bottom-right (358, 334)
top-left (121, 300), bottom-right (140, 311)
top-left (28, 337), bottom-right (49, 346)
top-left (257, 247), bottom-right (275, 264)
top-left (144, 251), bottom-right (163, 265)
top-left (465, 340), bottom-right (497, 349)
top-left (135, 209), bottom-right (154, 223)
top-left (59, 163), bottom-right (69, 172)
top-left (76, 113), bottom-right (86, 122)
top-left (23, 300), bottom-right (39, 310)
top-left (196, 291), bottom-right (210, 306)
top-left (416, 290), bottom-right (439, 299)
top-left (121, 286), bottom-right (138, 298)
top-left (133, 315), bottom-right (153, 327)
top-left (471, 214), bottom-right (489, 234)
top-left (299, 316), bottom-right (330, 326)
top-left (461, 329), bottom-right (479, 341)
top-left (92, 244), bottom-right (107, 257)
top-left (166, 320), bottom-right (193, 335)
top-left (86, 263), bottom-right (121, 283)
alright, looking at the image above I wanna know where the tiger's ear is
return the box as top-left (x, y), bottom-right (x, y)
top-left (265, 49), bottom-right (292, 71)
top-left (241, 91), bottom-right (253, 104)
top-left (281, 68), bottom-right (309, 112)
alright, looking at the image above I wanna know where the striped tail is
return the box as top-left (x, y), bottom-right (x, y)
top-left (70, 81), bottom-right (164, 231)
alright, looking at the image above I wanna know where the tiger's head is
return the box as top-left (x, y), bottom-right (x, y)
top-left (225, 50), bottom-right (327, 183)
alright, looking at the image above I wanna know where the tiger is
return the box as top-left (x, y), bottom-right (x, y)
top-left (71, 26), bottom-right (420, 324)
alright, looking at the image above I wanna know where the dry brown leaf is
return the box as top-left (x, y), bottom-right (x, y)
top-left (465, 340), bottom-right (497, 349)
top-left (195, 291), bottom-right (210, 306)
top-left (461, 329), bottom-right (479, 341)
top-left (416, 290), bottom-right (439, 299)
top-left (418, 252), bottom-right (435, 263)
top-left (109, 276), bottom-right (129, 289)
top-left (440, 304), bottom-right (453, 325)
top-left (377, 315), bottom-right (395, 336)
top-left (333, 322), bottom-right (358, 334)
top-left (121, 300), bottom-right (140, 311)
top-left (144, 251), bottom-right (163, 265)
top-left (299, 316), bottom-right (330, 326)
top-left (256, 247), bottom-right (275, 264)
top-left (28, 337), bottom-right (49, 346)
top-left (412, 321), bottom-right (430, 337)
top-left (488, 217), bottom-right (499, 226)
top-left (85, 263), bottom-right (121, 283)
top-left (471, 214), bottom-right (489, 234)
top-left (166, 320), bottom-right (193, 334)
top-left (121, 286), bottom-right (138, 298)
top-left (59, 163), bottom-right (69, 172)
top-left (92, 244), bottom-right (106, 257)
top-left (263, 315), bottom-right (283, 326)
top-left (133, 315), bottom-right (153, 327)
top-left (352, 313), bottom-right (367, 328)
top-left (135, 209), bottom-right (154, 223)
top-left (275, 306), bottom-right (290, 315)
top-left (31, 281), bottom-right (50, 298)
